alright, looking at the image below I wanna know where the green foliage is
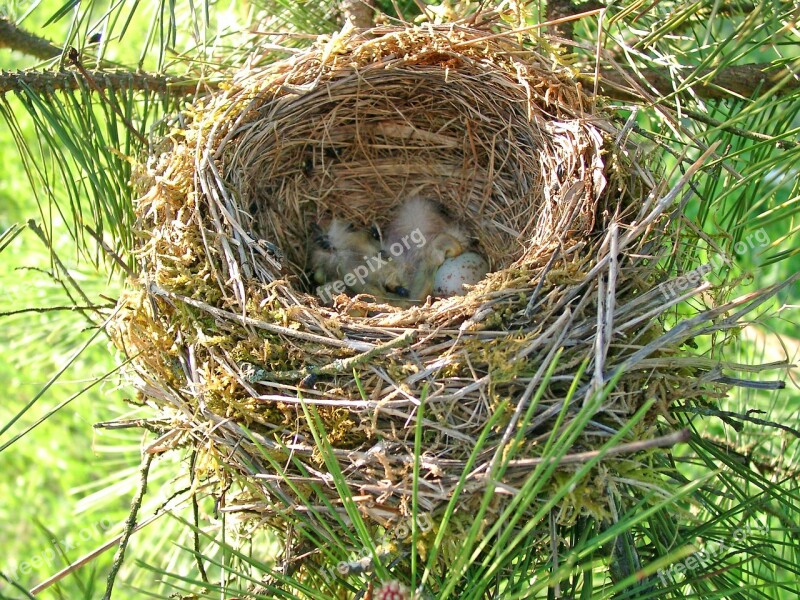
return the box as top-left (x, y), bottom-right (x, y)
top-left (1, 0), bottom-right (799, 599)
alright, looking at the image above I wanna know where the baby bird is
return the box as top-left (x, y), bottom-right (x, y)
top-left (384, 196), bottom-right (469, 302)
top-left (310, 219), bottom-right (409, 303)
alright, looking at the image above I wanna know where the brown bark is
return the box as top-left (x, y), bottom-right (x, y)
top-left (0, 68), bottom-right (209, 96)
top-left (0, 16), bottom-right (61, 60)
top-left (593, 63), bottom-right (800, 101)
top-left (546, 0), bottom-right (605, 39)
top-left (340, 0), bottom-right (375, 28)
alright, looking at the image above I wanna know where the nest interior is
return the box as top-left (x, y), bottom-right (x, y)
top-left (113, 25), bottom-right (714, 536)
top-left (228, 49), bottom-right (602, 279)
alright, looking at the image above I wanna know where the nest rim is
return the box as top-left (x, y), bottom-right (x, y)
top-left (113, 23), bottom-right (705, 534)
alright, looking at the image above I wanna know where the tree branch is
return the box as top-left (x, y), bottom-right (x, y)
top-left (66, 47), bottom-right (147, 144)
top-left (590, 63), bottom-right (800, 101)
top-left (0, 68), bottom-right (213, 96)
top-left (340, 0), bottom-right (375, 28)
top-left (546, 0), bottom-right (605, 39)
top-left (0, 16), bottom-right (61, 60)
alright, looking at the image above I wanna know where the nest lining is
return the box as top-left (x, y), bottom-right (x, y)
top-left (112, 24), bottom-right (716, 536)
top-left (227, 64), bottom-right (601, 282)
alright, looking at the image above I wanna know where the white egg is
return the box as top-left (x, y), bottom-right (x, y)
top-left (433, 252), bottom-right (489, 297)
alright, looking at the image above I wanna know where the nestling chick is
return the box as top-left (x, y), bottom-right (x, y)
top-left (384, 196), bottom-right (469, 302)
top-left (310, 219), bottom-right (409, 303)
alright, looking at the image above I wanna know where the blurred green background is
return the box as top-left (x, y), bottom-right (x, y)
top-left (1, 1), bottom-right (799, 598)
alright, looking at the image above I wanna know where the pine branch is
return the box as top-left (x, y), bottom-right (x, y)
top-left (64, 48), bottom-right (147, 143)
top-left (0, 16), bottom-right (61, 60)
top-left (592, 63), bottom-right (800, 101)
top-left (341, 0), bottom-right (376, 27)
top-left (546, 0), bottom-right (605, 39)
top-left (0, 305), bottom-right (104, 316)
top-left (0, 67), bottom-right (215, 96)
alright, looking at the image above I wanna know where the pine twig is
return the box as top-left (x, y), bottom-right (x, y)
top-left (674, 407), bottom-right (800, 438)
top-left (190, 450), bottom-right (209, 584)
top-left (148, 282), bottom-right (374, 351)
top-left (84, 224), bottom-right (134, 276)
top-left (94, 418), bottom-right (173, 432)
top-left (0, 304), bottom-right (102, 316)
top-left (0, 67), bottom-right (214, 96)
top-left (102, 453), bottom-right (154, 600)
top-left (244, 330), bottom-right (416, 383)
top-left (27, 220), bottom-right (100, 326)
top-left (1, 572), bottom-right (37, 599)
top-left (0, 16), bottom-right (61, 60)
top-left (506, 429), bottom-right (692, 468)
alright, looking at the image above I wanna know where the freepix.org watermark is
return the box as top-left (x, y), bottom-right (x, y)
top-left (664, 228), bottom-right (770, 299)
top-left (4, 519), bottom-right (112, 582)
top-left (656, 520), bottom-right (769, 586)
top-left (315, 227), bottom-right (427, 303)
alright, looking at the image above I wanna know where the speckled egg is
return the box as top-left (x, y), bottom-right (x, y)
top-left (433, 251), bottom-right (489, 297)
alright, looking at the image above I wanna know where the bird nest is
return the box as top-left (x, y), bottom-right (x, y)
top-left (112, 24), bottom-right (727, 539)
